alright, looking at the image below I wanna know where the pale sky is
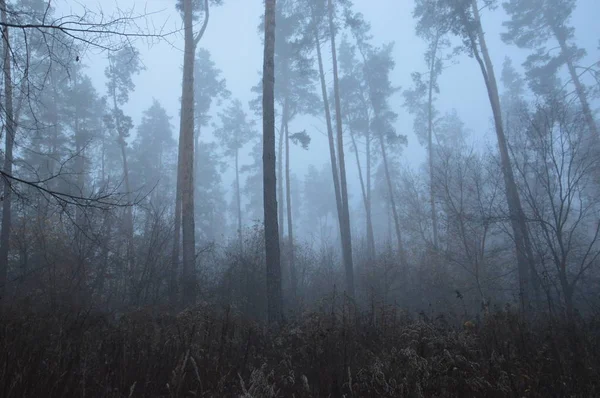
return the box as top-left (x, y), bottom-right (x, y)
top-left (57, 0), bottom-right (600, 213)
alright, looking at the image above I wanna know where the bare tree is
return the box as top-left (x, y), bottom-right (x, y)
top-left (513, 98), bottom-right (600, 318)
top-left (414, 0), bottom-right (537, 314)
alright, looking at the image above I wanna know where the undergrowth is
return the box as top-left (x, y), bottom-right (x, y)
top-left (1, 301), bottom-right (598, 397)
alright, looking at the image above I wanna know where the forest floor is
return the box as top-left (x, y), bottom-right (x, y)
top-left (1, 301), bottom-right (599, 397)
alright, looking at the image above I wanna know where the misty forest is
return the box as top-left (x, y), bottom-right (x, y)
top-left (0, 0), bottom-right (599, 396)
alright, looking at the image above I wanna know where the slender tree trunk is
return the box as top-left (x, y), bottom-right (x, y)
top-left (111, 85), bottom-right (135, 297)
top-left (312, 13), bottom-right (352, 276)
top-left (470, 0), bottom-right (533, 314)
top-left (0, 1), bottom-right (14, 302)
top-left (328, 0), bottom-right (354, 297)
top-left (277, 98), bottom-right (287, 242)
top-left (194, 123), bottom-right (201, 214)
top-left (235, 148), bottom-right (243, 250)
top-left (171, 130), bottom-right (183, 306)
top-left (263, 0), bottom-right (283, 325)
top-left (358, 44), bottom-right (405, 266)
top-left (284, 121), bottom-right (297, 301)
top-left (349, 127), bottom-right (375, 259)
top-left (365, 121), bottom-right (374, 256)
top-left (179, 0), bottom-right (197, 307)
top-left (427, 35), bottom-right (440, 249)
top-left (74, 83), bottom-right (88, 289)
top-left (379, 137), bottom-right (406, 265)
top-left (118, 141), bottom-right (134, 263)
top-left (312, 13), bottom-right (344, 260)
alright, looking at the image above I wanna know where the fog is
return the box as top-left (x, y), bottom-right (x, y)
top-left (71, 0), bottom-right (599, 244)
top-left (1, 0), bottom-right (600, 394)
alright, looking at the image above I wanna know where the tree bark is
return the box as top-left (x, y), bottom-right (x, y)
top-left (277, 98), bottom-right (287, 242)
top-left (365, 117), bottom-right (375, 258)
top-left (427, 35), bottom-right (440, 249)
top-left (328, 0), bottom-right (354, 298)
top-left (235, 148), bottom-right (243, 250)
top-left (349, 127), bottom-right (375, 259)
top-left (378, 137), bottom-right (406, 265)
top-left (284, 120), bottom-right (297, 301)
top-left (470, 0), bottom-right (534, 314)
top-left (263, 0), bottom-right (283, 325)
top-left (357, 44), bottom-right (405, 266)
top-left (109, 70), bottom-right (135, 300)
top-left (179, 0), bottom-right (197, 307)
top-left (171, 125), bottom-right (183, 306)
top-left (0, 0), bottom-right (14, 302)
top-left (312, 11), bottom-right (344, 259)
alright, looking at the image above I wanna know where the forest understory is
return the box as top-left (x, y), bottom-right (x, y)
top-left (1, 300), bottom-right (599, 398)
top-left (0, 0), bottom-right (598, 396)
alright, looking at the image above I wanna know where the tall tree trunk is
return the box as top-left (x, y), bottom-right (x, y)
top-left (110, 83), bottom-right (135, 297)
top-left (284, 121), bottom-right (297, 301)
top-left (470, 0), bottom-right (533, 314)
top-left (194, 124), bottom-right (201, 213)
top-left (427, 35), bottom-right (440, 249)
top-left (263, 0), bottom-right (283, 325)
top-left (179, 0), bottom-right (197, 307)
top-left (171, 129), bottom-right (183, 306)
top-left (277, 98), bottom-right (287, 242)
top-left (74, 74), bottom-right (87, 289)
top-left (365, 119), bottom-right (374, 257)
top-left (312, 11), bottom-right (344, 264)
top-left (328, 0), bottom-right (354, 298)
top-left (358, 45), bottom-right (405, 265)
top-left (379, 137), bottom-right (406, 264)
top-left (349, 127), bottom-right (375, 259)
top-left (0, 0), bottom-right (14, 302)
top-left (235, 148), bottom-right (243, 250)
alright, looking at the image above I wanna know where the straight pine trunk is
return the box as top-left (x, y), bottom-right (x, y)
top-left (427, 35), bottom-right (440, 249)
top-left (284, 121), bottom-right (297, 301)
top-left (277, 97), bottom-right (287, 242)
top-left (179, 0), bottom-right (197, 307)
top-left (312, 12), bottom-right (346, 274)
top-left (349, 127), bottom-right (375, 259)
top-left (365, 119), bottom-right (375, 258)
top-left (358, 44), bottom-right (405, 266)
top-left (110, 76), bottom-right (135, 299)
top-left (263, 0), bottom-right (283, 325)
top-left (171, 128), bottom-right (183, 307)
top-left (0, 0), bottom-right (14, 302)
top-left (328, 0), bottom-right (355, 298)
top-left (378, 137), bottom-right (406, 265)
top-left (235, 148), bottom-right (243, 250)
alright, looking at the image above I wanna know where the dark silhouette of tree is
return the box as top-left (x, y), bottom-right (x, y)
top-left (263, 0), bottom-right (283, 325)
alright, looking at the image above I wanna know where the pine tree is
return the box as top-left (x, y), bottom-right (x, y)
top-left (130, 99), bottom-right (177, 207)
top-left (502, 0), bottom-right (598, 139)
top-left (213, 99), bottom-right (257, 250)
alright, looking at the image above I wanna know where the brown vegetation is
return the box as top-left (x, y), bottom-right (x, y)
top-left (1, 301), bottom-right (598, 397)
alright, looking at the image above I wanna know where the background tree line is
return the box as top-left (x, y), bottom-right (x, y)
top-left (0, 0), bottom-right (597, 327)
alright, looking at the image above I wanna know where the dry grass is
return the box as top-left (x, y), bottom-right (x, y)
top-left (1, 301), bottom-right (598, 397)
